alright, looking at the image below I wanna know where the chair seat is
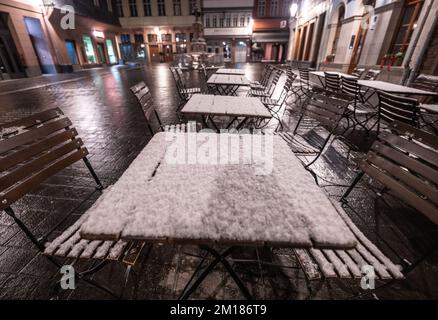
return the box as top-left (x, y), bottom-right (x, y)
top-left (182, 88), bottom-right (201, 94)
top-left (163, 122), bottom-right (198, 133)
top-left (294, 200), bottom-right (404, 280)
top-left (44, 214), bottom-right (143, 264)
top-left (278, 132), bottom-right (320, 155)
top-left (347, 104), bottom-right (377, 115)
top-left (260, 97), bottom-right (280, 106)
top-left (250, 83), bottom-right (266, 90)
top-left (249, 89), bottom-right (270, 97)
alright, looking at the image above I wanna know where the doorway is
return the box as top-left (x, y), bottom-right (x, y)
top-left (149, 45), bottom-right (160, 62)
top-left (235, 41), bottom-right (247, 63)
top-left (96, 43), bottom-right (106, 64)
top-left (23, 16), bottom-right (55, 74)
top-left (0, 12), bottom-right (24, 80)
top-left (65, 40), bottom-right (78, 65)
top-left (163, 44), bottom-right (173, 62)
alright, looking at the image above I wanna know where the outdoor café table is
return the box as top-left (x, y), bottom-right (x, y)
top-left (79, 131), bottom-right (357, 299)
top-left (216, 68), bottom-right (246, 75)
top-left (207, 73), bottom-right (250, 95)
top-left (180, 94), bottom-right (272, 132)
top-left (357, 80), bottom-right (438, 97)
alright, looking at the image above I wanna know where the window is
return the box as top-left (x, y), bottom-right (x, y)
top-left (83, 36), bottom-right (96, 64)
top-left (107, 0), bottom-right (113, 12)
top-left (147, 34), bottom-right (157, 42)
top-left (189, 0), bottom-right (197, 14)
top-left (120, 34), bottom-right (131, 43)
top-left (232, 15), bottom-right (238, 27)
top-left (176, 33), bottom-right (187, 42)
top-left (219, 15), bottom-right (224, 27)
top-left (282, 0), bottom-right (291, 16)
top-left (93, 0), bottom-right (99, 6)
top-left (176, 43), bottom-right (187, 54)
top-left (212, 16), bottom-right (217, 28)
top-left (134, 34), bottom-right (144, 43)
top-left (240, 16), bottom-right (245, 27)
top-left (205, 16), bottom-right (210, 27)
top-left (389, 0), bottom-right (424, 66)
top-left (225, 14), bottom-right (231, 27)
top-left (161, 34), bottom-right (171, 42)
top-left (129, 0), bottom-right (138, 17)
top-left (143, 0), bottom-right (152, 16)
top-left (270, 0), bottom-right (278, 16)
top-left (173, 0), bottom-right (181, 16)
top-left (331, 5), bottom-right (345, 56)
top-left (106, 39), bottom-right (117, 64)
top-left (257, 0), bottom-right (265, 17)
top-left (247, 15), bottom-right (251, 26)
top-left (115, 0), bottom-right (123, 16)
top-left (157, 0), bottom-right (166, 16)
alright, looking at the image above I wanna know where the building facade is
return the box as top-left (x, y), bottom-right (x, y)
top-left (116, 0), bottom-right (201, 63)
top-left (0, 0), bottom-right (121, 80)
top-left (202, 0), bottom-right (253, 63)
top-left (287, 0), bottom-right (438, 83)
top-left (252, 0), bottom-right (291, 62)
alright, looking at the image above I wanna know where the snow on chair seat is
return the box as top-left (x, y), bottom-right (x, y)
top-left (294, 200), bottom-right (404, 281)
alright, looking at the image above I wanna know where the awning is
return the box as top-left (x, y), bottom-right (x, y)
top-left (252, 32), bottom-right (290, 43)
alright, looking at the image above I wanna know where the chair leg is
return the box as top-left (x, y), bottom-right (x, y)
top-left (341, 171), bottom-right (365, 203)
top-left (83, 157), bottom-right (103, 190)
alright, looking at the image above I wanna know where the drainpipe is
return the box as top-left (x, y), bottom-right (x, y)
top-left (400, 0), bottom-right (434, 85)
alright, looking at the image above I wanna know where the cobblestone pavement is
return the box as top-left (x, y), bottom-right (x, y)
top-left (0, 63), bottom-right (437, 300)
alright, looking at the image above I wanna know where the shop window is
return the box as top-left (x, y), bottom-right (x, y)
top-left (161, 34), bottom-right (172, 42)
top-left (83, 36), bottom-right (96, 64)
top-left (176, 33), bottom-right (187, 42)
top-left (106, 39), bottom-right (117, 64)
top-left (148, 34), bottom-right (158, 42)
top-left (121, 34), bottom-right (131, 43)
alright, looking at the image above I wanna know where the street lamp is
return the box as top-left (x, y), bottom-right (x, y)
top-left (290, 3), bottom-right (298, 18)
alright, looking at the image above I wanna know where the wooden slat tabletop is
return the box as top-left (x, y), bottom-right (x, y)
top-left (216, 68), bottom-right (246, 75)
top-left (207, 74), bottom-right (250, 86)
top-left (80, 132), bottom-right (357, 250)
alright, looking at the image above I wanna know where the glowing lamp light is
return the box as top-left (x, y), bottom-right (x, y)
top-left (290, 3), bottom-right (298, 17)
top-left (93, 30), bottom-right (105, 38)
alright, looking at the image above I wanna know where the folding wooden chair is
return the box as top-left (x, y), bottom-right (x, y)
top-left (248, 68), bottom-right (282, 98)
top-left (130, 81), bottom-right (197, 134)
top-left (324, 72), bottom-right (341, 93)
top-left (351, 67), bottom-right (365, 79)
top-left (278, 89), bottom-right (350, 183)
top-left (376, 91), bottom-right (419, 135)
top-left (169, 67), bottom-right (201, 108)
top-left (250, 64), bottom-right (274, 90)
top-left (0, 108), bottom-right (145, 298)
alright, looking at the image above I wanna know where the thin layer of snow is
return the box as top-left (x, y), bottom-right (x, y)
top-left (358, 80), bottom-right (438, 96)
top-left (80, 132), bottom-right (357, 249)
top-left (181, 94), bottom-right (272, 118)
top-left (0, 126), bottom-right (26, 139)
top-left (207, 74), bottom-right (250, 86)
top-left (216, 69), bottom-right (246, 75)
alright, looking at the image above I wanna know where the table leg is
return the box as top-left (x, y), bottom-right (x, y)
top-left (178, 246), bottom-right (253, 300)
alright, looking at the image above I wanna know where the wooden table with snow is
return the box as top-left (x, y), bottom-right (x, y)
top-left (80, 132), bottom-right (357, 250)
top-left (216, 68), bottom-right (246, 75)
top-left (357, 80), bottom-right (438, 96)
top-left (207, 74), bottom-right (251, 95)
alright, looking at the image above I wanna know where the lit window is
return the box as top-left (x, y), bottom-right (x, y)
top-left (83, 36), bottom-right (96, 64)
top-left (240, 16), bottom-right (245, 27)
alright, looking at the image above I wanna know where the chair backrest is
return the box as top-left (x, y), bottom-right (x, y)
top-left (302, 89), bottom-right (350, 132)
top-left (410, 74), bottom-right (438, 103)
top-left (261, 65), bottom-right (274, 86)
top-left (130, 82), bottom-right (163, 133)
top-left (324, 72), bottom-right (340, 92)
top-left (266, 69), bottom-right (283, 95)
top-left (351, 68), bottom-right (365, 79)
top-left (0, 108), bottom-right (89, 211)
top-left (377, 91), bottom-right (419, 128)
top-left (169, 67), bottom-right (186, 100)
top-left (298, 68), bottom-right (310, 87)
top-left (363, 69), bottom-right (381, 80)
top-left (341, 76), bottom-right (359, 99)
top-left (277, 72), bottom-right (298, 106)
top-left (361, 121), bottom-right (438, 224)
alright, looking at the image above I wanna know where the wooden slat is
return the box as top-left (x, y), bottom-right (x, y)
top-left (0, 139), bottom-right (84, 192)
top-left (0, 108), bottom-right (63, 131)
top-left (293, 249), bottom-right (322, 280)
top-left (379, 132), bottom-right (438, 167)
top-left (306, 111), bottom-right (338, 129)
top-left (0, 128), bottom-right (78, 171)
top-left (0, 148), bottom-right (88, 210)
top-left (0, 118), bottom-right (72, 154)
top-left (360, 161), bottom-right (438, 225)
top-left (367, 151), bottom-right (438, 206)
top-left (309, 248), bottom-right (337, 278)
top-left (322, 249), bottom-right (351, 278)
top-left (306, 104), bottom-right (339, 119)
top-left (371, 142), bottom-right (438, 185)
top-left (390, 121), bottom-right (438, 150)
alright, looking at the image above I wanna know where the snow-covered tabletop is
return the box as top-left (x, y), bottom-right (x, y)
top-left (80, 132), bottom-right (357, 249)
top-left (216, 68), bottom-right (246, 75)
top-left (358, 80), bottom-right (438, 96)
top-left (181, 94), bottom-right (272, 118)
top-left (207, 74), bottom-right (250, 86)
